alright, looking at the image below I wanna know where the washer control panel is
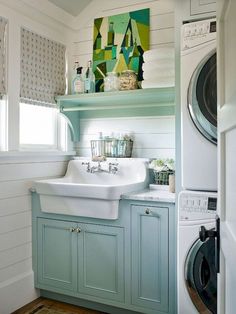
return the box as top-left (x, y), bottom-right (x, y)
top-left (182, 19), bottom-right (216, 50)
top-left (179, 191), bottom-right (217, 221)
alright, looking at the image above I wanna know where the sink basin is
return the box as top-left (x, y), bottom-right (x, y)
top-left (34, 158), bottom-right (149, 220)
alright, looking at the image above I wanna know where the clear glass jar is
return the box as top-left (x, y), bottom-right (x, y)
top-left (104, 72), bottom-right (119, 92)
top-left (119, 70), bottom-right (138, 90)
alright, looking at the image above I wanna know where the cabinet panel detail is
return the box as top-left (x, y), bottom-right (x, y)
top-left (78, 223), bottom-right (125, 302)
top-left (37, 218), bottom-right (77, 291)
top-left (131, 205), bottom-right (169, 312)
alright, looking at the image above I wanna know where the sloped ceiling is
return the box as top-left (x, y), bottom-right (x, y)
top-left (48, 0), bottom-right (92, 17)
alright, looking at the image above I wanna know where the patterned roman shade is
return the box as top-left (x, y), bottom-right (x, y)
top-left (20, 28), bottom-right (66, 107)
top-left (0, 17), bottom-right (7, 97)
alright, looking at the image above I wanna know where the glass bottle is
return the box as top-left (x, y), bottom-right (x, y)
top-left (104, 72), bottom-right (119, 92)
top-left (84, 60), bottom-right (95, 93)
top-left (71, 61), bottom-right (79, 94)
top-left (72, 66), bottom-right (84, 94)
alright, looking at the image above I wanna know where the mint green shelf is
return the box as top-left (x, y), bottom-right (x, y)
top-left (56, 87), bottom-right (175, 142)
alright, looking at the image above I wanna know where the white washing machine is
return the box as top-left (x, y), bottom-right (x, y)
top-left (178, 191), bottom-right (218, 314)
top-left (181, 19), bottom-right (217, 191)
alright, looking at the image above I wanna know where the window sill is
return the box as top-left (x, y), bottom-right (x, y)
top-left (0, 150), bottom-right (76, 163)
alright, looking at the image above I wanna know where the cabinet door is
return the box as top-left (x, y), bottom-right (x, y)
top-left (77, 223), bottom-right (125, 302)
top-left (37, 218), bottom-right (77, 292)
top-left (190, 0), bottom-right (216, 16)
top-left (131, 205), bottom-right (169, 312)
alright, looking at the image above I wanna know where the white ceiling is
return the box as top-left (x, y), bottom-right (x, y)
top-left (48, 0), bottom-right (92, 17)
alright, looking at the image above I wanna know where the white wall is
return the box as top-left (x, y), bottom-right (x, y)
top-left (0, 1), bottom-right (71, 313)
top-left (0, 155), bottom-right (69, 314)
top-left (68, 0), bottom-right (175, 158)
top-left (76, 116), bottom-right (175, 159)
top-left (69, 0), bottom-right (175, 70)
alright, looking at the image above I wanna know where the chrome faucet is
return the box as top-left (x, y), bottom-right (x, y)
top-left (82, 161), bottom-right (91, 172)
top-left (82, 159), bottom-right (119, 174)
top-left (109, 162), bottom-right (119, 174)
top-left (90, 160), bottom-right (104, 173)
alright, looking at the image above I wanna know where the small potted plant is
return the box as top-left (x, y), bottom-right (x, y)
top-left (149, 158), bottom-right (175, 185)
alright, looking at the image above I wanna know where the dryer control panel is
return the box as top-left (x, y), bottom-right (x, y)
top-left (182, 19), bottom-right (216, 50)
top-left (179, 191), bottom-right (217, 221)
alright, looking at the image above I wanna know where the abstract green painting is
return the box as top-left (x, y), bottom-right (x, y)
top-left (93, 8), bottom-right (150, 92)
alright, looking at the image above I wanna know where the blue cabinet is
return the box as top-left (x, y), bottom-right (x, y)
top-left (77, 223), bottom-right (124, 302)
top-left (131, 205), bottom-right (169, 312)
top-left (37, 219), bottom-right (124, 302)
top-left (37, 218), bottom-right (77, 292)
top-left (33, 193), bottom-right (176, 314)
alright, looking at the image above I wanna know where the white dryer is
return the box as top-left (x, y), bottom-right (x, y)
top-left (181, 19), bottom-right (217, 191)
top-left (178, 191), bottom-right (218, 314)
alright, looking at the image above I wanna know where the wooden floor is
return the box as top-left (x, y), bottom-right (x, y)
top-left (12, 297), bottom-right (106, 314)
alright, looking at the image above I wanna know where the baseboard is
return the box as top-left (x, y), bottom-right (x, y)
top-left (41, 290), bottom-right (141, 314)
top-left (0, 271), bottom-right (39, 314)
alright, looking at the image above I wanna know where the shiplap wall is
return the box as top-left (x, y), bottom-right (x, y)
top-left (70, 0), bottom-right (175, 158)
top-left (0, 1), bottom-right (70, 313)
top-left (76, 116), bottom-right (175, 159)
top-left (0, 157), bottom-right (68, 314)
top-left (70, 0), bottom-right (175, 69)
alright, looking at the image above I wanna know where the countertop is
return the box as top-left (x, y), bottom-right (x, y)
top-left (121, 186), bottom-right (175, 203)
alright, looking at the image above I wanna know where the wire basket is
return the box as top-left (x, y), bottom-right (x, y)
top-left (153, 169), bottom-right (175, 185)
top-left (91, 139), bottom-right (133, 158)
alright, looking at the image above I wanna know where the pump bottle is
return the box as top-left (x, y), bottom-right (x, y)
top-left (72, 66), bottom-right (84, 94)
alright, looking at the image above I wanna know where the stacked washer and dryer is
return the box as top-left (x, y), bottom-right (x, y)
top-left (178, 19), bottom-right (218, 314)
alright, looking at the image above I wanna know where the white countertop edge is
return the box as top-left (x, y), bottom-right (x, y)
top-left (121, 188), bottom-right (176, 203)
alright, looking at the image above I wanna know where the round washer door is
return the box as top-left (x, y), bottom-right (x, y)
top-left (185, 237), bottom-right (217, 314)
top-left (188, 50), bottom-right (217, 145)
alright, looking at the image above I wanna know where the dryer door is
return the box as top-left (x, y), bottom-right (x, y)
top-left (185, 237), bottom-right (217, 314)
top-left (188, 50), bottom-right (217, 144)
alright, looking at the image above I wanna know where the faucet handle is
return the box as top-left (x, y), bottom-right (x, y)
top-left (82, 161), bottom-right (91, 172)
top-left (109, 162), bottom-right (119, 174)
top-left (82, 161), bottom-right (90, 165)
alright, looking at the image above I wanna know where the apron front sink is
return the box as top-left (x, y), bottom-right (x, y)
top-left (34, 158), bottom-right (149, 220)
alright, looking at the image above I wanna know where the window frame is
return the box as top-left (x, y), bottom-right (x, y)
top-left (19, 104), bottom-right (68, 152)
top-left (0, 14), bottom-right (73, 156)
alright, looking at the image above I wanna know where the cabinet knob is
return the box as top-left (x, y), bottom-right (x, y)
top-left (69, 227), bottom-right (76, 232)
top-left (145, 208), bottom-right (151, 215)
top-left (76, 227), bottom-right (81, 233)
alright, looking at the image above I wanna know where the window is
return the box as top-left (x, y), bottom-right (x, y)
top-left (19, 28), bottom-right (67, 151)
top-left (20, 103), bottom-right (68, 150)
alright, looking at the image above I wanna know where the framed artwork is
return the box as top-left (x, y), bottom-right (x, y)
top-left (93, 8), bottom-right (150, 92)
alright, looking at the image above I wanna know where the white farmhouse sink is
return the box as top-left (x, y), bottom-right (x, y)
top-left (34, 158), bottom-right (149, 220)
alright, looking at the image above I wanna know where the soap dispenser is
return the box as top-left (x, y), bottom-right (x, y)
top-left (72, 66), bottom-right (84, 94)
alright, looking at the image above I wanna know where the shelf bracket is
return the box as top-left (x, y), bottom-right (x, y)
top-left (59, 102), bottom-right (80, 142)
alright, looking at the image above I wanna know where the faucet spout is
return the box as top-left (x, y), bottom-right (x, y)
top-left (82, 159), bottom-right (119, 174)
